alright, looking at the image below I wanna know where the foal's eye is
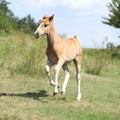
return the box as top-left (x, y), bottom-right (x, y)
top-left (44, 24), bottom-right (48, 28)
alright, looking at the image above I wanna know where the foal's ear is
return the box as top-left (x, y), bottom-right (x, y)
top-left (49, 14), bottom-right (54, 22)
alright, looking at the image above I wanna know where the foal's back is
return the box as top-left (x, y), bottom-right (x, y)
top-left (63, 36), bottom-right (82, 62)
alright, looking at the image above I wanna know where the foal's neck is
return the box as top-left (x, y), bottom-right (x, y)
top-left (47, 25), bottom-right (61, 46)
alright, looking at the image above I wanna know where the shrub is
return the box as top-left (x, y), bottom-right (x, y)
top-left (84, 48), bottom-right (111, 75)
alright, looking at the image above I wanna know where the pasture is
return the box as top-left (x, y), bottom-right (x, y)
top-left (0, 33), bottom-right (120, 120)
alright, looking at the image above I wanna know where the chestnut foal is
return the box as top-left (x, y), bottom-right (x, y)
top-left (34, 14), bottom-right (82, 100)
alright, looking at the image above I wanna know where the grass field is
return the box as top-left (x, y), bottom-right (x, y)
top-left (0, 33), bottom-right (120, 120)
top-left (0, 73), bottom-right (120, 120)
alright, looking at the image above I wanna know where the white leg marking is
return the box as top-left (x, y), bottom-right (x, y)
top-left (53, 58), bottom-right (65, 94)
top-left (76, 73), bottom-right (81, 101)
top-left (54, 65), bottom-right (60, 94)
top-left (45, 60), bottom-right (55, 86)
top-left (74, 59), bottom-right (82, 101)
top-left (61, 65), bottom-right (70, 94)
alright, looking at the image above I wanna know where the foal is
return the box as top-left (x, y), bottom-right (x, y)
top-left (34, 14), bottom-right (82, 100)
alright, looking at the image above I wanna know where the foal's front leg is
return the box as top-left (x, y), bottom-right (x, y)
top-left (45, 60), bottom-right (55, 86)
top-left (53, 58), bottom-right (65, 95)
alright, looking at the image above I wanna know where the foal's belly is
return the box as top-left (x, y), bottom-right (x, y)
top-left (65, 50), bottom-right (77, 62)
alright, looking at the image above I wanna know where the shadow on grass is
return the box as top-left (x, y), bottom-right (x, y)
top-left (0, 90), bottom-right (48, 100)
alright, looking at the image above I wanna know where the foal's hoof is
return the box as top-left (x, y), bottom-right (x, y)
top-left (53, 92), bottom-right (58, 96)
top-left (76, 96), bottom-right (81, 101)
top-left (61, 91), bottom-right (65, 95)
top-left (50, 82), bottom-right (59, 88)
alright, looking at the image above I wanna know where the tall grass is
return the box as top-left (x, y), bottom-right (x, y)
top-left (0, 32), bottom-right (47, 78)
top-left (0, 32), bottom-right (119, 78)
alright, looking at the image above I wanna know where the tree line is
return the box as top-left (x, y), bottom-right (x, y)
top-left (0, 0), bottom-right (37, 34)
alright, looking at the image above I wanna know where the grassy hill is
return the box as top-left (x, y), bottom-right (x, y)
top-left (0, 32), bottom-right (120, 120)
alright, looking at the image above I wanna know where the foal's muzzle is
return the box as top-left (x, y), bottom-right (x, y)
top-left (34, 31), bottom-right (40, 38)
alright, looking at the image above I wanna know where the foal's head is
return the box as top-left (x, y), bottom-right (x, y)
top-left (34, 14), bottom-right (54, 38)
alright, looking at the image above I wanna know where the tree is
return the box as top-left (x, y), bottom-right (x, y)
top-left (0, 0), bottom-right (37, 34)
top-left (0, 0), bottom-right (11, 15)
top-left (0, 0), bottom-right (12, 31)
top-left (25, 14), bottom-right (37, 33)
top-left (103, 0), bottom-right (120, 28)
top-left (17, 14), bottom-right (37, 34)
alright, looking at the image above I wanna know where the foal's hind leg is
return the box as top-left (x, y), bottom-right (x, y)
top-left (73, 58), bottom-right (82, 101)
top-left (45, 60), bottom-right (55, 86)
top-left (61, 64), bottom-right (70, 94)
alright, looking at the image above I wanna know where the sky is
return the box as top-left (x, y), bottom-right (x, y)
top-left (7, 0), bottom-right (120, 48)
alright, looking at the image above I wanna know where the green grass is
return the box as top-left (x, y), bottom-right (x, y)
top-left (0, 73), bottom-right (120, 120)
top-left (0, 33), bottom-right (120, 120)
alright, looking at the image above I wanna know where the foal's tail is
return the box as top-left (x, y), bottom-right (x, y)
top-left (74, 35), bottom-right (81, 46)
top-left (74, 35), bottom-right (79, 39)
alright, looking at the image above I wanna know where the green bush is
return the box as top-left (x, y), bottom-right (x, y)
top-left (83, 48), bottom-right (111, 75)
